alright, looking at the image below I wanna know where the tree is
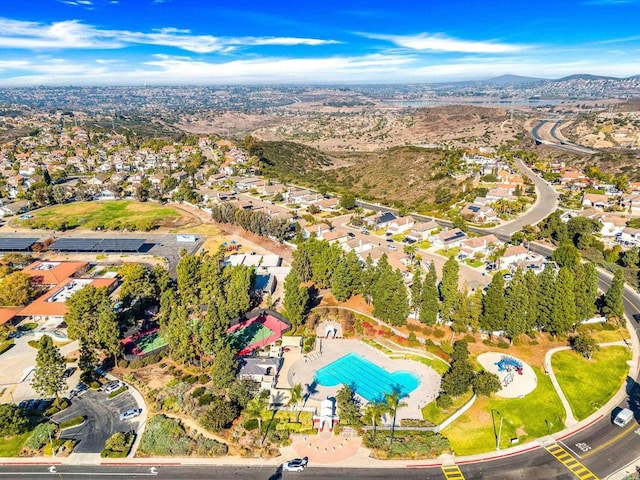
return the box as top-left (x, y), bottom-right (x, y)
top-left (439, 257), bottom-right (459, 323)
top-left (384, 391), bottom-right (407, 449)
top-left (210, 343), bottom-right (239, 389)
top-left (336, 386), bottom-right (362, 426)
top-left (0, 403), bottom-right (29, 436)
top-left (548, 267), bottom-right (577, 335)
top-left (283, 270), bottom-right (309, 328)
top-left (32, 335), bottom-right (66, 401)
top-left (363, 401), bottom-right (388, 441)
top-left (603, 269), bottom-right (625, 322)
top-left (340, 193), bottom-right (356, 210)
top-left (472, 371), bottom-right (502, 397)
top-left (288, 384), bottom-right (304, 423)
top-left (0, 271), bottom-right (35, 306)
top-left (331, 258), bottom-right (354, 302)
top-left (410, 271), bottom-right (423, 316)
top-left (200, 397), bottom-right (238, 432)
top-left (244, 391), bottom-right (269, 442)
top-left (552, 243), bottom-right (581, 268)
top-left (536, 265), bottom-right (556, 330)
top-left (504, 269), bottom-right (529, 341)
top-left (480, 274), bottom-right (506, 334)
top-left (118, 263), bottom-right (156, 309)
top-left (419, 263), bottom-right (439, 325)
top-left (571, 332), bottom-right (600, 360)
top-left (371, 257), bottom-right (409, 326)
top-left (574, 263), bottom-right (598, 322)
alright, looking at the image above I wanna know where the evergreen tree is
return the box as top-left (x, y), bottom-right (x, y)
top-left (331, 258), bottom-right (354, 302)
top-left (211, 343), bottom-right (239, 389)
top-left (468, 289), bottom-right (483, 331)
top-left (480, 274), bottom-right (506, 333)
top-left (603, 269), bottom-right (625, 322)
top-left (548, 267), bottom-right (577, 335)
top-left (163, 303), bottom-right (193, 363)
top-left (176, 252), bottom-right (202, 306)
top-left (283, 270), bottom-right (309, 328)
top-left (451, 289), bottom-right (471, 336)
top-left (574, 263), bottom-right (598, 322)
top-left (361, 255), bottom-right (378, 304)
top-left (523, 268), bottom-right (540, 331)
top-left (32, 335), bottom-right (66, 401)
top-left (371, 256), bottom-right (409, 326)
top-left (439, 257), bottom-right (459, 323)
top-left (419, 263), bottom-right (439, 325)
top-left (536, 265), bottom-right (556, 330)
top-left (97, 299), bottom-right (121, 366)
top-left (291, 245), bottom-right (313, 282)
top-left (504, 269), bottom-right (529, 340)
top-left (345, 250), bottom-right (363, 295)
top-left (410, 270), bottom-right (423, 316)
top-left (223, 265), bottom-right (253, 320)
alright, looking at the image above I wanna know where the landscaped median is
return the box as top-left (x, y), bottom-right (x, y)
top-left (552, 346), bottom-right (631, 421)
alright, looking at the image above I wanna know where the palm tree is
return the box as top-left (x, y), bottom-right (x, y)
top-left (288, 383), bottom-right (304, 423)
top-left (244, 390), bottom-right (269, 445)
top-left (363, 401), bottom-right (388, 441)
top-left (384, 391), bottom-right (407, 449)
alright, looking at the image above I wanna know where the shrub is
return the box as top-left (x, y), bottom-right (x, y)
top-left (108, 386), bottom-right (128, 399)
top-left (192, 386), bottom-right (206, 398)
top-left (433, 328), bottom-right (446, 339)
top-left (25, 423), bottom-right (57, 450)
top-left (142, 354), bottom-right (162, 366)
top-left (463, 334), bottom-right (476, 343)
top-left (44, 398), bottom-right (69, 417)
top-left (183, 375), bottom-right (197, 385)
top-left (0, 339), bottom-right (15, 355)
top-left (90, 381), bottom-right (101, 389)
top-left (497, 339), bottom-right (510, 349)
top-left (101, 431), bottom-right (134, 458)
top-left (400, 419), bottom-right (434, 427)
top-left (58, 416), bottom-right (85, 430)
top-left (192, 434), bottom-right (228, 456)
top-left (119, 360), bottom-right (129, 369)
top-left (440, 340), bottom-right (453, 355)
top-left (199, 397), bottom-right (238, 432)
top-left (436, 394), bottom-right (452, 409)
top-left (198, 374), bottom-right (211, 384)
top-left (128, 359), bottom-right (144, 369)
top-left (139, 415), bottom-right (192, 456)
top-left (198, 393), bottom-right (214, 406)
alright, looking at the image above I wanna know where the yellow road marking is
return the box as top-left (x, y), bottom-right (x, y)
top-left (545, 443), bottom-right (599, 480)
top-left (441, 465), bottom-right (465, 480)
top-left (581, 422), bottom-right (637, 458)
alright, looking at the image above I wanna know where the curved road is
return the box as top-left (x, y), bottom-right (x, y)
top-left (531, 120), bottom-right (597, 155)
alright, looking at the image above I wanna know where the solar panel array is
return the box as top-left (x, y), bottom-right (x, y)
top-left (444, 231), bottom-right (466, 242)
top-left (0, 237), bottom-right (39, 251)
top-left (50, 238), bottom-right (146, 252)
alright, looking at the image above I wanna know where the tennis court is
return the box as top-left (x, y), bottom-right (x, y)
top-left (227, 313), bottom-right (289, 356)
top-left (122, 328), bottom-right (168, 356)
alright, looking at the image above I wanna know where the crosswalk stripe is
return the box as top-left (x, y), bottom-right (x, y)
top-left (544, 443), bottom-right (599, 480)
top-left (441, 465), bottom-right (465, 480)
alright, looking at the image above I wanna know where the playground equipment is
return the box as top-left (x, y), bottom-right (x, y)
top-left (494, 355), bottom-right (523, 375)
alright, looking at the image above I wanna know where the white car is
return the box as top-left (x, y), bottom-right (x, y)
top-left (119, 408), bottom-right (142, 421)
top-left (282, 457), bottom-right (308, 472)
top-left (104, 381), bottom-right (122, 394)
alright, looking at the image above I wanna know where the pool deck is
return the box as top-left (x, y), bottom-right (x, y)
top-left (286, 338), bottom-right (440, 421)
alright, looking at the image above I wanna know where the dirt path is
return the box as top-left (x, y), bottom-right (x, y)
top-left (160, 411), bottom-right (229, 445)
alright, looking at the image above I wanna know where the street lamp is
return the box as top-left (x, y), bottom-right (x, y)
top-left (491, 409), bottom-right (504, 451)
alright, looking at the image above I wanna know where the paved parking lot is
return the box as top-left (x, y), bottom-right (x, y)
top-left (52, 387), bottom-right (140, 454)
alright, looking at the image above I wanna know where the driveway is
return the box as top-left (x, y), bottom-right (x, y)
top-left (52, 388), bottom-right (140, 454)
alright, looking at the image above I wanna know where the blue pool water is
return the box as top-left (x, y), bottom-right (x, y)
top-left (314, 352), bottom-right (419, 402)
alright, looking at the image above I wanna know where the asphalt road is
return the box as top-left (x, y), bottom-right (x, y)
top-left (531, 120), bottom-right (597, 155)
top-left (51, 388), bottom-right (139, 453)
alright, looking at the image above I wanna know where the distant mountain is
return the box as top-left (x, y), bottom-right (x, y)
top-left (554, 74), bottom-right (621, 82)
top-left (483, 74), bottom-right (544, 85)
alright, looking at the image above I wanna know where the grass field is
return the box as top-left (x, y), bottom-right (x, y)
top-left (552, 346), bottom-right (631, 420)
top-left (423, 390), bottom-right (474, 426)
top-left (442, 367), bottom-right (565, 455)
top-left (0, 432), bottom-right (29, 456)
top-left (24, 201), bottom-right (188, 231)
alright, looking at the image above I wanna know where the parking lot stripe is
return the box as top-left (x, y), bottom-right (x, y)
top-left (544, 443), bottom-right (599, 480)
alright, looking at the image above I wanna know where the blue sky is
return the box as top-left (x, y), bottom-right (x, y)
top-left (1, 0), bottom-right (639, 85)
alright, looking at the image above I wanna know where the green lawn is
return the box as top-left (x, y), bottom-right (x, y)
top-left (415, 240), bottom-right (432, 250)
top-left (423, 390), bottom-right (473, 425)
top-left (24, 201), bottom-right (183, 231)
top-left (465, 258), bottom-right (484, 268)
top-left (436, 247), bottom-right (460, 258)
top-left (0, 432), bottom-right (29, 456)
top-left (552, 346), bottom-right (631, 420)
top-left (442, 367), bottom-right (566, 455)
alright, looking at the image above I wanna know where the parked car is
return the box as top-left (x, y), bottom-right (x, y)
top-left (361, 229), bottom-right (370, 235)
top-left (282, 457), bottom-right (309, 472)
top-left (347, 232), bottom-right (355, 238)
top-left (503, 274), bottom-right (513, 281)
top-left (388, 245), bottom-right (398, 251)
top-left (104, 381), bottom-right (122, 394)
top-left (119, 408), bottom-right (142, 421)
top-left (386, 238), bottom-right (394, 243)
top-left (485, 263), bottom-right (497, 271)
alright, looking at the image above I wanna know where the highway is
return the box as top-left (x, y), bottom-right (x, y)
top-left (531, 120), bottom-right (597, 155)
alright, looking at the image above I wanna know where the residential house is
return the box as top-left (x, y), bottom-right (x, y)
top-left (315, 197), bottom-right (340, 212)
top-left (486, 188), bottom-right (515, 202)
top-left (406, 220), bottom-right (439, 241)
top-left (0, 200), bottom-right (30, 217)
top-left (501, 245), bottom-right (529, 268)
top-left (620, 193), bottom-right (640, 215)
top-left (460, 203), bottom-right (498, 223)
top-left (582, 193), bottom-right (610, 210)
top-left (459, 234), bottom-right (500, 258)
top-left (238, 357), bottom-right (282, 390)
top-left (618, 227), bottom-right (640, 246)
top-left (386, 216), bottom-right (415, 235)
top-left (322, 228), bottom-right (349, 244)
top-left (365, 211), bottom-right (397, 229)
top-left (433, 228), bottom-right (467, 250)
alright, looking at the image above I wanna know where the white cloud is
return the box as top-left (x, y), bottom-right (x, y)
top-left (0, 17), bottom-right (339, 53)
top-left (363, 32), bottom-right (528, 53)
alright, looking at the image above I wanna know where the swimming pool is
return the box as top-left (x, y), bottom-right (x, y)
top-left (314, 352), bottom-right (419, 402)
